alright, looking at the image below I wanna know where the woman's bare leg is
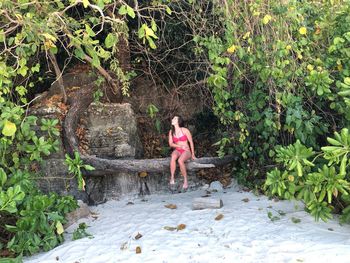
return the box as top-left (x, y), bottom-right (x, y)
top-left (178, 151), bottom-right (191, 189)
top-left (170, 150), bottom-right (181, 184)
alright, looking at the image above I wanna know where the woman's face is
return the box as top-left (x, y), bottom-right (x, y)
top-left (171, 116), bottom-right (178, 126)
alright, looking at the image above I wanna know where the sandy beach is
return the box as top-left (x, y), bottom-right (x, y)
top-left (24, 184), bottom-right (350, 263)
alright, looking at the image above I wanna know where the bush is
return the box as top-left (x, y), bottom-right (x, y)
top-left (264, 129), bottom-right (350, 222)
top-left (0, 100), bottom-right (78, 257)
top-left (193, 1), bottom-right (350, 187)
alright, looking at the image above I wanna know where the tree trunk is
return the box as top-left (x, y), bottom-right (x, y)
top-left (82, 155), bottom-right (235, 175)
top-left (62, 85), bottom-right (95, 155)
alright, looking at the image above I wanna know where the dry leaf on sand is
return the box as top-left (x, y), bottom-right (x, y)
top-left (164, 204), bottom-right (177, 209)
top-left (215, 214), bottom-right (224, 221)
top-left (177, 224), bottom-right (186, 231)
top-left (135, 233), bottom-right (143, 240)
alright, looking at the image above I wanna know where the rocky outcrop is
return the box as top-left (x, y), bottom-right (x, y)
top-left (83, 103), bottom-right (142, 158)
top-left (34, 100), bottom-right (145, 204)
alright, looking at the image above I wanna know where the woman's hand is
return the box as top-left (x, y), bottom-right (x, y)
top-left (191, 154), bottom-right (196, 160)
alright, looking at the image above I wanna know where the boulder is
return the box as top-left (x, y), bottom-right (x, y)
top-left (84, 103), bottom-right (143, 158)
top-left (64, 200), bottom-right (91, 228)
top-left (209, 181), bottom-right (223, 192)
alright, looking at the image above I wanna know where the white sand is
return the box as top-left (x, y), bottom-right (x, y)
top-left (24, 185), bottom-right (350, 263)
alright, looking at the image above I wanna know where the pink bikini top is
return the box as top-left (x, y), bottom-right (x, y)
top-left (173, 129), bottom-right (188, 142)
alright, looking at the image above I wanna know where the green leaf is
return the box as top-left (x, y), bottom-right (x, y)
top-left (118, 5), bottom-right (127, 15)
top-left (15, 86), bottom-right (27, 97)
top-left (31, 63), bottom-right (40, 73)
top-left (17, 66), bottom-right (28, 77)
top-left (84, 165), bottom-right (95, 171)
top-left (105, 33), bottom-right (117, 49)
top-left (91, 55), bottom-right (100, 68)
top-left (151, 20), bottom-right (157, 32)
top-left (2, 120), bottom-right (17, 137)
top-left (0, 168), bottom-right (7, 187)
top-left (126, 5), bottom-right (135, 18)
top-left (85, 24), bottom-right (96, 37)
top-left (145, 27), bottom-right (158, 39)
top-left (0, 30), bottom-right (5, 42)
top-left (137, 26), bottom-right (145, 40)
top-left (338, 90), bottom-right (350, 97)
top-left (340, 155), bottom-right (347, 176)
top-left (344, 77), bottom-right (350, 86)
top-left (166, 6), bottom-right (172, 15)
top-left (147, 37), bottom-right (157, 49)
top-left (82, 0), bottom-right (90, 8)
top-left (327, 137), bottom-right (342, 146)
top-left (56, 221), bottom-right (64, 235)
top-left (74, 48), bottom-right (86, 60)
top-left (297, 162), bottom-right (303, 177)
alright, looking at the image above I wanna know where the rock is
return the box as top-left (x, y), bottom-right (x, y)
top-left (64, 200), bottom-right (91, 228)
top-left (84, 103), bottom-right (143, 158)
top-left (201, 184), bottom-right (210, 190)
top-left (85, 176), bottom-right (107, 205)
top-left (115, 143), bottom-right (135, 158)
top-left (209, 181), bottom-right (223, 192)
top-left (37, 159), bottom-right (88, 202)
top-left (226, 179), bottom-right (240, 191)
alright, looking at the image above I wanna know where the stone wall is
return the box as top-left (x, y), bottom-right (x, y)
top-left (34, 101), bottom-right (202, 205)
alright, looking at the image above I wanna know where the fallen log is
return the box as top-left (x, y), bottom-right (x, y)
top-left (192, 197), bottom-right (223, 210)
top-left (83, 155), bottom-right (234, 175)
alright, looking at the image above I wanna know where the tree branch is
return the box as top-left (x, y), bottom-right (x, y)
top-left (83, 54), bottom-right (121, 98)
top-left (48, 51), bottom-right (67, 103)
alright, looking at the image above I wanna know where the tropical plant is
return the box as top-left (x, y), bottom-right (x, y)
top-left (65, 151), bottom-right (95, 191)
top-left (264, 129), bottom-right (350, 222)
top-left (0, 100), bottom-right (79, 257)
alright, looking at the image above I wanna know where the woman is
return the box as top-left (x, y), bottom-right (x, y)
top-left (168, 116), bottom-right (196, 190)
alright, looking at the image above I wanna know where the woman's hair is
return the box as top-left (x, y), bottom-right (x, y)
top-left (171, 115), bottom-right (184, 136)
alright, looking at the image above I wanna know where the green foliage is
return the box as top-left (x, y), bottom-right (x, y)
top-left (93, 89), bottom-right (104, 103)
top-left (72, 222), bottom-right (93, 241)
top-left (138, 23), bottom-right (159, 49)
top-left (0, 100), bottom-right (78, 257)
top-left (147, 104), bottom-right (162, 133)
top-left (194, 0), bottom-right (350, 187)
top-left (0, 0), bottom-right (137, 104)
top-left (65, 151), bottom-right (95, 191)
top-left (6, 193), bottom-right (78, 255)
top-left (0, 255), bottom-right (22, 263)
top-left (118, 4), bottom-right (136, 19)
top-left (291, 217), bottom-right (301, 224)
top-left (267, 211), bottom-right (280, 222)
top-left (264, 129), bottom-right (350, 222)
top-left (275, 140), bottom-right (314, 177)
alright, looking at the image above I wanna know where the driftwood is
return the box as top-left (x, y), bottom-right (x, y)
top-left (192, 197), bottom-right (223, 210)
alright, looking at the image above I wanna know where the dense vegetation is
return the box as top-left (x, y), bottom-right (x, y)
top-left (1, 0), bottom-right (350, 260)
top-left (196, 0), bottom-right (350, 223)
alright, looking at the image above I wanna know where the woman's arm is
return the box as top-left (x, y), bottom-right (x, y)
top-left (168, 130), bottom-right (181, 148)
top-left (184, 128), bottom-right (196, 159)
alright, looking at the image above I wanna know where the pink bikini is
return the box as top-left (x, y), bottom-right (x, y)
top-left (173, 129), bottom-right (189, 154)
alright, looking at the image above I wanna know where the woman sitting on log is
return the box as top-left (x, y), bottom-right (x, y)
top-left (168, 115), bottom-right (196, 190)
